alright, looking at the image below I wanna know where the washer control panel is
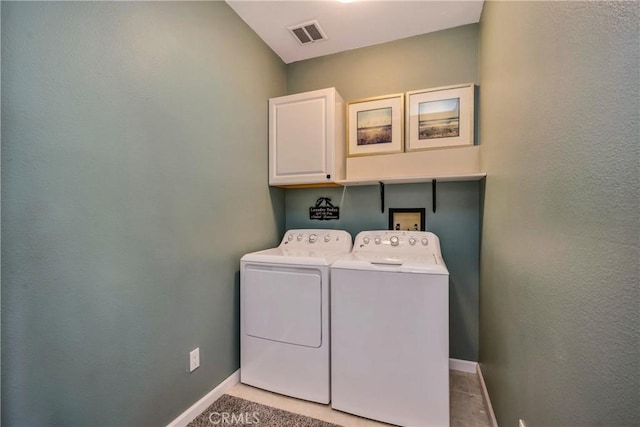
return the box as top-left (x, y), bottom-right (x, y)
top-left (354, 230), bottom-right (439, 254)
top-left (280, 229), bottom-right (352, 251)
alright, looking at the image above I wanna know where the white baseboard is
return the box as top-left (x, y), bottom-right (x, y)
top-left (449, 358), bottom-right (478, 373)
top-left (167, 369), bottom-right (240, 427)
top-left (477, 364), bottom-right (498, 427)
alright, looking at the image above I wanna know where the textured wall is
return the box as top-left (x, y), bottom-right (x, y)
top-left (1, 2), bottom-right (286, 425)
top-left (479, 1), bottom-right (639, 425)
top-left (286, 25), bottom-right (481, 360)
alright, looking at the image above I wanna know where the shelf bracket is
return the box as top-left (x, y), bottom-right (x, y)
top-left (379, 181), bottom-right (385, 213)
top-left (432, 179), bottom-right (437, 213)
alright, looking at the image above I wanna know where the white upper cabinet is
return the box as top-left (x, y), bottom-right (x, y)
top-left (269, 88), bottom-right (345, 186)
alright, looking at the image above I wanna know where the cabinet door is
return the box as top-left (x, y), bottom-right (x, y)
top-left (269, 89), bottom-right (334, 185)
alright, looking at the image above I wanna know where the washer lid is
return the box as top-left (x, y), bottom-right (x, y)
top-left (332, 252), bottom-right (449, 275)
top-left (241, 247), bottom-right (347, 266)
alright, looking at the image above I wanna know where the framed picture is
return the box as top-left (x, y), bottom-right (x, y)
top-left (388, 208), bottom-right (426, 231)
top-left (406, 83), bottom-right (474, 151)
top-left (347, 93), bottom-right (404, 157)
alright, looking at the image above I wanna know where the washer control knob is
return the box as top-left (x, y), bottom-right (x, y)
top-left (324, 234), bottom-right (331, 242)
top-left (374, 237), bottom-right (381, 245)
top-left (409, 238), bottom-right (417, 245)
top-left (421, 238), bottom-right (429, 246)
top-left (390, 236), bottom-right (399, 246)
top-left (297, 234), bottom-right (304, 241)
top-left (363, 237), bottom-right (370, 244)
top-left (287, 234), bottom-right (294, 241)
top-left (309, 234), bottom-right (318, 243)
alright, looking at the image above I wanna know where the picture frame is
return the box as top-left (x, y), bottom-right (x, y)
top-left (406, 83), bottom-right (474, 151)
top-left (346, 93), bottom-right (404, 157)
top-left (388, 208), bottom-right (426, 231)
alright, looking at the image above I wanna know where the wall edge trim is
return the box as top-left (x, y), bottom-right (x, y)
top-left (166, 369), bottom-right (240, 427)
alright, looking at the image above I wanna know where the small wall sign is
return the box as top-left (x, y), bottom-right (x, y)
top-left (310, 197), bottom-right (340, 220)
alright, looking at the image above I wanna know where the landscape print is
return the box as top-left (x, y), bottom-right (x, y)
top-left (418, 98), bottom-right (460, 140)
top-left (357, 107), bottom-right (392, 145)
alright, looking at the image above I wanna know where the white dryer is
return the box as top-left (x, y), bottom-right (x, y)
top-left (331, 230), bottom-right (450, 427)
top-left (240, 229), bottom-right (352, 404)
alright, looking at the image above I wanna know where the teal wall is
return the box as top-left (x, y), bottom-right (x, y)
top-left (1, 2), bottom-right (286, 425)
top-left (479, 1), bottom-right (639, 425)
top-left (286, 25), bottom-right (481, 361)
top-left (5, 2), bottom-right (637, 426)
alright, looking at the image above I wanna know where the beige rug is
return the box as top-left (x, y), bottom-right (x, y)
top-left (188, 394), bottom-right (342, 427)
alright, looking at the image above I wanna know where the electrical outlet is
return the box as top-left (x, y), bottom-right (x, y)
top-left (519, 419), bottom-right (527, 427)
top-left (189, 348), bottom-right (200, 372)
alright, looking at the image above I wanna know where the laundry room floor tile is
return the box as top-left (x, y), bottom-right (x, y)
top-left (450, 371), bottom-right (493, 427)
top-left (227, 384), bottom-right (389, 426)
top-left (225, 369), bottom-right (494, 427)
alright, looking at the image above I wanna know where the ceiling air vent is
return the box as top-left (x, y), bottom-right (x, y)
top-left (287, 20), bottom-right (328, 45)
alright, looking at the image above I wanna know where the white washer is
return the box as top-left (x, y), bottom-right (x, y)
top-left (331, 230), bottom-right (450, 427)
top-left (240, 229), bottom-right (352, 404)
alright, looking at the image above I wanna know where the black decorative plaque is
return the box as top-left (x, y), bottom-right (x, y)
top-left (309, 197), bottom-right (340, 220)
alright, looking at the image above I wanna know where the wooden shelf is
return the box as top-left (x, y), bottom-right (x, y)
top-left (336, 173), bottom-right (486, 186)
top-left (335, 172), bottom-right (486, 213)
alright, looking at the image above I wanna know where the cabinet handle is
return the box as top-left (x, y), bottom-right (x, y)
top-left (326, 174), bottom-right (331, 179)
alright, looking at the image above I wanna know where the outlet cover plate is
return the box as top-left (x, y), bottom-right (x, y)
top-left (189, 348), bottom-right (200, 372)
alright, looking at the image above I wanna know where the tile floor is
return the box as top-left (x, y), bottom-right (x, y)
top-left (449, 370), bottom-right (493, 427)
top-left (226, 370), bottom-right (493, 427)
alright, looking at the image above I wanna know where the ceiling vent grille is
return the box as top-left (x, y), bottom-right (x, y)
top-left (287, 20), bottom-right (328, 45)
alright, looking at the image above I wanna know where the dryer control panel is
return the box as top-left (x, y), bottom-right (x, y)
top-left (354, 231), bottom-right (441, 255)
top-left (281, 229), bottom-right (352, 252)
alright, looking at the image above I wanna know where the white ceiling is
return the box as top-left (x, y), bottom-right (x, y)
top-left (226, 1), bottom-right (484, 64)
